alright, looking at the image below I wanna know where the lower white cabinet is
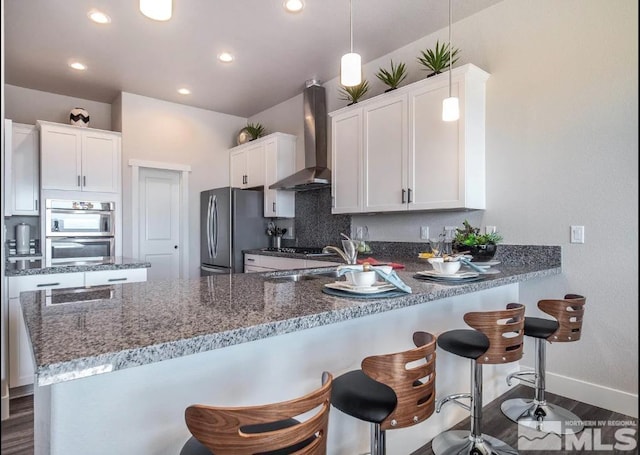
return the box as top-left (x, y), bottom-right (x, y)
top-left (7, 268), bottom-right (148, 388)
top-left (244, 254), bottom-right (340, 273)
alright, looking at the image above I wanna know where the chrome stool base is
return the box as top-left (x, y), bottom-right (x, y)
top-left (432, 430), bottom-right (518, 455)
top-left (501, 398), bottom-right (584, 434)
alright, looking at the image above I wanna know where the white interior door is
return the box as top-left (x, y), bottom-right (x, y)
top-left (138, 168), bottom-right (181, 281)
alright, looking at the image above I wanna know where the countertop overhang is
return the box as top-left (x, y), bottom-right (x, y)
top-left (20, 246), bottom-right (560, 386)
top-left (6, 256), bottom-right (151, 277)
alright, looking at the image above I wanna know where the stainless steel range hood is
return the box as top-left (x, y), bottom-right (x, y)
top-left (269, 81), bottom-right (331, 191)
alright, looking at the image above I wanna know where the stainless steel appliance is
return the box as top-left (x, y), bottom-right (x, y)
top-left (201, 187), bottom-right (268, 275)
top-left (45, 199), bottom-right (116, 266)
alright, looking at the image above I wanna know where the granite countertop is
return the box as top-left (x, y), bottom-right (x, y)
top-left (6, 257), bottom-right (151, 277)
top-left (20, 245), bottom-right (560, 386)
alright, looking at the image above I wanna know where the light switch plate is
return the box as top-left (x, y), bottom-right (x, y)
top-left (570, 225), bottom-right (585, 244)
top-left (420, 226), bottom-right (429, 240)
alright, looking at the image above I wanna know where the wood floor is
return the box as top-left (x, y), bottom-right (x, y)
top-left (1, 386), bottom-right (637, 454)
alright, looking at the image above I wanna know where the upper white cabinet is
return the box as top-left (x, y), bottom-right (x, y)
top-left (330, 63), bottom-right (489, 214)
top-left (229, 133), bottom-right (296, 218)
top-left (38, 121), bottom-right (121, 193)
top-left (6, 123), bottom-right (40, 216)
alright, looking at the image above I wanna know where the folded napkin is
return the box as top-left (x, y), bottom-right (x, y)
top-left (458, 257), bottom-right (487, 273)
top-left (336, 265), bottom-right (412, 293)
top-left (356, 257), bottom-right (405, 270)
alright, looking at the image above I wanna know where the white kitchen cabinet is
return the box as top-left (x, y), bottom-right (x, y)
top-left (38, 120), bottom-right (121, 193)
top-left (6, 123), bottom-right (40, 216)
top-left (244, 254), bottom-right (339, 273)
top-left (230, 142), bottom-right (265, 189)
top-left (229, 133), bottom-right (297, 218)
top-left (329, 63), bottom-right (489, 213)
top-left (7, 268), bottom-right (148, 388)
top-left (263, 134), bottom-right (296, 218)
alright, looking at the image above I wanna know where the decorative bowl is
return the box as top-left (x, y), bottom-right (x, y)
top-left (346, 271), bottom-right (377, 287)
top-left (454, 243), bottom-right (497, 262)
top-left (427, 258), bottom-right (461, 275)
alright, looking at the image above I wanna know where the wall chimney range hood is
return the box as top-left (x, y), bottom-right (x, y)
top-left (269, 81), bottom-right (331, 191)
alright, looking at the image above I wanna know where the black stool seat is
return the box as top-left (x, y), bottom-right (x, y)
top-left (180, 418), bottom-right (314, 455)
top-left (524, 317), bottom-right (559, 339)
top-left (437, 329), bottom-right (490, 360)
top-left (331, 370), bottom-right (397, 424)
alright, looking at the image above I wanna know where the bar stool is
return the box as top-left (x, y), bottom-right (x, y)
top-left (180, 372), bottom-right (332, 455)
top-left (330, 331), bottom-right (436, 455)
top-left (432, 303), bottom-right (525, 455)
top-left (501, 294), bottom-right (586, 434)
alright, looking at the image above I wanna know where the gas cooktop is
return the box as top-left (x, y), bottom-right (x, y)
top-left (261, 247), bottom-right (334, 256)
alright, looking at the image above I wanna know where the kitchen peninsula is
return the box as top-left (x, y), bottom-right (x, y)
top-left (21, 246), bottom-right (559, 454)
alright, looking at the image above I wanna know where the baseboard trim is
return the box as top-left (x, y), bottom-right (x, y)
top-left (519, 367), bottom-right (638, 418)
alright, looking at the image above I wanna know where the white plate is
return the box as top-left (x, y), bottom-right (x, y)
top-left (469, 260), bottom-right (501, 267)
top-left (324, 281), bottom-right (396, 294)
top-left (416, 270), bottom-right (480, 280)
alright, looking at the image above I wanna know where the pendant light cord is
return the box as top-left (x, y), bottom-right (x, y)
top-left (448, 0), bottom-right (452, 97)
top-left (349, 0), bottom-right (354, 53)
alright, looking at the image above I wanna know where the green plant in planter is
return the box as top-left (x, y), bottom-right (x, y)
top-left (375, 60), bottom-right (407, 92)
top-left (417, 40), bottom-right (460, 77)
top-left (454, 220), bottom-right (503, 247)
top-left (244, 122), bottom-right (266, 141)
top-left (338, 80), bottom-right (369, 105)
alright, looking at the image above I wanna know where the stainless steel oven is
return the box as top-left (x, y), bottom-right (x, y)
top-left (45, 199), bottom-right (115, 237)
top-left (45, 237), bottom-right (115, 266)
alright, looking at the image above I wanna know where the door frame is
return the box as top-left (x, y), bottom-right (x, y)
top-left (129, 159), bottom-right (191, 279)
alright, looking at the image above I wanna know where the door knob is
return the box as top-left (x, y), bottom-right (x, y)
top-left (174, 245), bottom-right (178, 249)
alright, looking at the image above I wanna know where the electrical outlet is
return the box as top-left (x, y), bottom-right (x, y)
top-left (485, 225), bottom-right (497, 234)
top-left (570, 225), bottom-right (585, 244)
top-left (420, 226), bottom-right (429, 240)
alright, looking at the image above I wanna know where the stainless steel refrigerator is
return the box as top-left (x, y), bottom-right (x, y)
top-left (200, 187), bottom-right (269, 275)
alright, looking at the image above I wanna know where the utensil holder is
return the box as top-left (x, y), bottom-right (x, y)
top-left (271, 236), bottom-right (282, 249)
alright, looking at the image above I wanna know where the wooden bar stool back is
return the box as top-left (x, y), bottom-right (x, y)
top-left (433, 303), bottom-right (525, 455)
top-left (181, 372), bottom-right (332, 455)
top-left (502, 294), bottom-right (586, 434)
top-left (330, 331), bottom-right (436, 455)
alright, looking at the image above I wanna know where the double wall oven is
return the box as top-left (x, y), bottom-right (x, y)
top-left (45, 199), bottom-right (116, 266)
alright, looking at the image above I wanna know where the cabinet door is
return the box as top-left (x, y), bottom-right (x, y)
top-left (408, 81), bottom-right (462, 209)
top-left (8, 297), bottom-right (35, 388)
top-left (230, 149), bottom-right (246, 188)
top-left (244, 143), bottom-right (265, 188)
top-left (331, 110), bottom-right (363, 214)
top-left (363, 95), bottom-right (407, 212)
top-left (264, 137), bottom-right (295, 218)
top-left (82, 130), bottom-right (120, 193)
top-left (10, 123), bottom-right (40, 215)
top-left (40, 124), bottom-right (82, 191)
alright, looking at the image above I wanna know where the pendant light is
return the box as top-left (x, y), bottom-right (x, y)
top-left (140, 0), bottom-right (172, 21)
top-left (340, 0), bottom-right (361, 87)
top-left (442, 0), bottom-right (459, 121)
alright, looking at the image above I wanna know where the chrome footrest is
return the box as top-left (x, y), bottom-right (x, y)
top-left (506, 369), bottom-right (536, 386)
top-left (436, 393), bottom-right (471, 413)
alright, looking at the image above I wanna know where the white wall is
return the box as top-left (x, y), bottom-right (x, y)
top-left (4, 84), bottom-right (112, 130)
top-left (118, 92), bottom-right (246, 278)
top-left (250, 0), bottom-right (639, 403)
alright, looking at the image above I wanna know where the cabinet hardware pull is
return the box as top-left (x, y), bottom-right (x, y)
top-left (408, 188), bottom-right (412, 203)
top-left (272, 202), bottom-right (276, 212)
top-left (37, 282), bottom-right (60, 287)
top-left (83, 176), bottom-right (86, 186)
top-left (107, 278), bottom-right (127, 282)
top-left (247, 258), bottom-right (256, 262)
top-left (401, 189), bottom-right (406, 203)
top-left (77, 175), bottom-right (81, 187)
top-left (35, 200), bottom-right (39, 211)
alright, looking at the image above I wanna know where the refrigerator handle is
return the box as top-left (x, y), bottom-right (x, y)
top-left (212, 195), bottom-right (218, 258)
top-left (206, 195), bottom-right (213, 258)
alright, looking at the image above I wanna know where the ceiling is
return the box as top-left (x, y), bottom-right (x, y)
top-left (4, 0), bottom-right (501, 118)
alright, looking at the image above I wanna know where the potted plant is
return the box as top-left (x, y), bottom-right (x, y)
top-left (338, 80), bottom-right (369, 106)
top-left (244, 122), bottom-right (266, 141)
top-left (375, 60), bottom-right (407, 92)
top-left (453, 220), bottom-right (503, 261)
top-left (417, 40), bottom-right (460, 78)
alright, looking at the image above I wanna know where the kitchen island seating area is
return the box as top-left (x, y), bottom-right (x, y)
top-left (180, 372), bottom-right (333, 455)
top-left (501, 294), bottom-right (587, 434)
top-left (432, 303), bottom-right (526, 455)
top-left (330, 331), bottom-right (437, 455)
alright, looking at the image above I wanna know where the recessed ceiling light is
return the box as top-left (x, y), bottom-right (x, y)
top-left (69, 61), bottom-right (87, 71)
top-left (284, 0), bottom-right (304, 13)
top-left (218, 52), bottom-right (234, 63)
top-left (177, 88), bottom-right (191, 95)
top-left (140, 0), bottom-right (172, 21)
top-left (88, 9), bottom-right (111, 24)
